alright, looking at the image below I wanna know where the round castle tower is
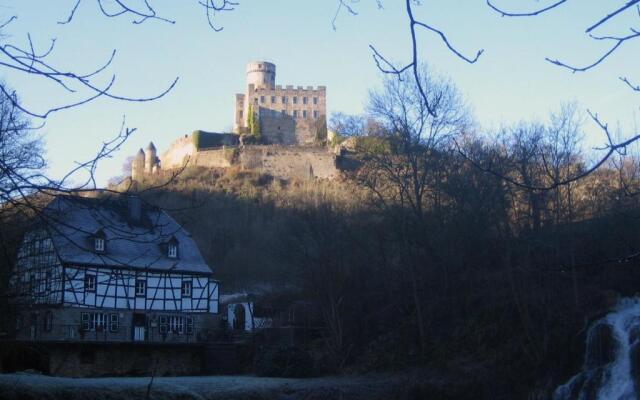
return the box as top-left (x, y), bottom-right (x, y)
top-left (131, 148), bottom-right (145, 181)
top-left (145, 142), bottom-right (158, 174)
top-left (246, 61), bottom-right (276, 89)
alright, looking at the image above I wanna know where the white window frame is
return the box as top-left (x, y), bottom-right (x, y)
top-left (84, 274), bottom-right (96, 292)
top-left (94, 237), bottom-right (105, 252)
top-left (168, 243), bottom-right (178, 259)
top-left (181, 280), bottom-right (192, 297)
top-left (135, 279), bottom-right (146, 297)
top-left (170, 316), bottom-right (184, 334)
top-left (95, 313), bottom-right (105, 331)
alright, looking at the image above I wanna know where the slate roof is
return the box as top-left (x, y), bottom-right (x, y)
top-left (42, 195), bottom-right (213, 275)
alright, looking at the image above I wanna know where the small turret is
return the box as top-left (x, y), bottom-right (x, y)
top-left (145, 142), bottom-right (157, 174)
top-left (131, 148), bottom-right (145, 181)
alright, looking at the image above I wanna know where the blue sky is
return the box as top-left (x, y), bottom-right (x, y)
top-left (2, 1), bottom-right (639, 186)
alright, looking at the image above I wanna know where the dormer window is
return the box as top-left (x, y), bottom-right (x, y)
top-left (166, 236), bottom-right (179, 259)
top-left (93, 229), bottom-right (106, 253)
top-left (168, 243), bottom-right (178, 259)
top-left (94, 237), bottom-right (105, 253)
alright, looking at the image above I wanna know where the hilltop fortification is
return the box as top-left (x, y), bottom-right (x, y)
top-left (234, 61), bottom-right (327, 145)
top-left (131, 61), bottom-right (340, 181)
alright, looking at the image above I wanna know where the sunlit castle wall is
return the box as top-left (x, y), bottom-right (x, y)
top-left (234, 61), bottom-right (327, 145)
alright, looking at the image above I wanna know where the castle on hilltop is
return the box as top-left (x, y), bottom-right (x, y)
top-left (234, 61), bottom-right (327, 145)
top-left (131, 61), bottom-right (340, 181)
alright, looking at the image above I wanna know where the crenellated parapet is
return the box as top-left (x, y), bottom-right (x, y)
top-left (234, 61), bottom-right (327, 145)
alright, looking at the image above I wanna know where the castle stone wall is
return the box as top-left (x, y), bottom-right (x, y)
top-left (161, 135), bottom-right (195, 170)
top-left (193, 148), bottom-right (234, 168)
top-left (239, 145), bottom-right (338, 180)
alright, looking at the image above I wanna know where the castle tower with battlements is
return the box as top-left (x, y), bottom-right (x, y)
top-left (234, 61), bottom-right (327, 145)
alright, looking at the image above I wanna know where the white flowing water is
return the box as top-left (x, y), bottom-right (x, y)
top-left (554, 297), bottom-right (640, 400)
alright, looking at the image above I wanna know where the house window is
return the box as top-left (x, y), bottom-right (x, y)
top-left (44, 311), bottom-right (53, 332)
top-left (84, 274), bottom-right (96, 292)
top-left (282, 96), bottom-right (287, 103)
top-left (170, 316), bottom-right (184, 334)
top-left (181, 280), bottom-right (192, 297)
top-left (271, 96), bottom-right (276, 104)
top-left (254, 97), bottom-right (258, 104)
top-left (313, 97), bottom-right (318, 105)
top-left (81, 312), bottom-right (105, 331)
top-left (239, 110), bottom-right (243, 119)
top-left (109, 313), bottom-right (119, 332)
top-left (95, 313), bottom-right (105, 331)
top-left (168, 243), bottom-right (178, 259)
top-left (81, 312), bottom-right (90, 331)
top-left (303, 110), bottom-right (307, 119)
top-left (186, 317), bottom-right (194, 334)
top-left (135, 279), bottom-right (146, 297)
top-left (313, 110), bottom-right (318, 119)
top-left (260, 96), bottom-right (265, 104)
top-left (293, 96), bottom-right (298, 104)
top-left (45, 271), bottom-right (51, 292)
top-left (159, 316), bottom-right (168, 334)
top-left (293, 110), bottom-right (298, 118)
top-left (94, 237), bottom-right (105, 253)
top-left (303, 97), bottom-right (308, 105)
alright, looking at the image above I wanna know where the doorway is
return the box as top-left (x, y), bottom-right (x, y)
top-left (133, 313), bottom-right (146, 341)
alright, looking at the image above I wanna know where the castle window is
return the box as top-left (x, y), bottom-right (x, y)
top-left (293, 110), bottom-right (298, 118)
top-left (84, 274), bottom-right (96, 292)
top-left (239, 110), bottom-right (243, 119)
top-left (303, 97), bottom-right (308, 105)
top-left (271, 96), bottom-right (276, 104)
top-left (293, 96), bottom-right (298, 104)
top-left (260, 96), bottom-right (265, 104)
top-left (181, 280), bottom-right (192, 297)
top-left (282, 96), bottom-right (287, 103)
top-left (135, 279), bottom-right (146, 297)
top-left (313, 110), bottom-right (318, 119)
top-left (303, 110), bottom-right (308, 118)
top-left (313, 97), bottom-right (318, 105)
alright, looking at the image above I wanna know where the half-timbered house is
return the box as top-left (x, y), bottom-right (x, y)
top-left (3, 194), bottom-right (220, 376)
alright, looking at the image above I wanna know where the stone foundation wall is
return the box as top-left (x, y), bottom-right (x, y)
top-left (47, 343), bottom-right (204, 377)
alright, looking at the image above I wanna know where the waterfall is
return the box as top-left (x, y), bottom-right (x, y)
top-left (554, 298), bottom-right (640, 400)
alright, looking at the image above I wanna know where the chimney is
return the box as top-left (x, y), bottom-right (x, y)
top-left (127, 195), bottom-right (142, 222)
